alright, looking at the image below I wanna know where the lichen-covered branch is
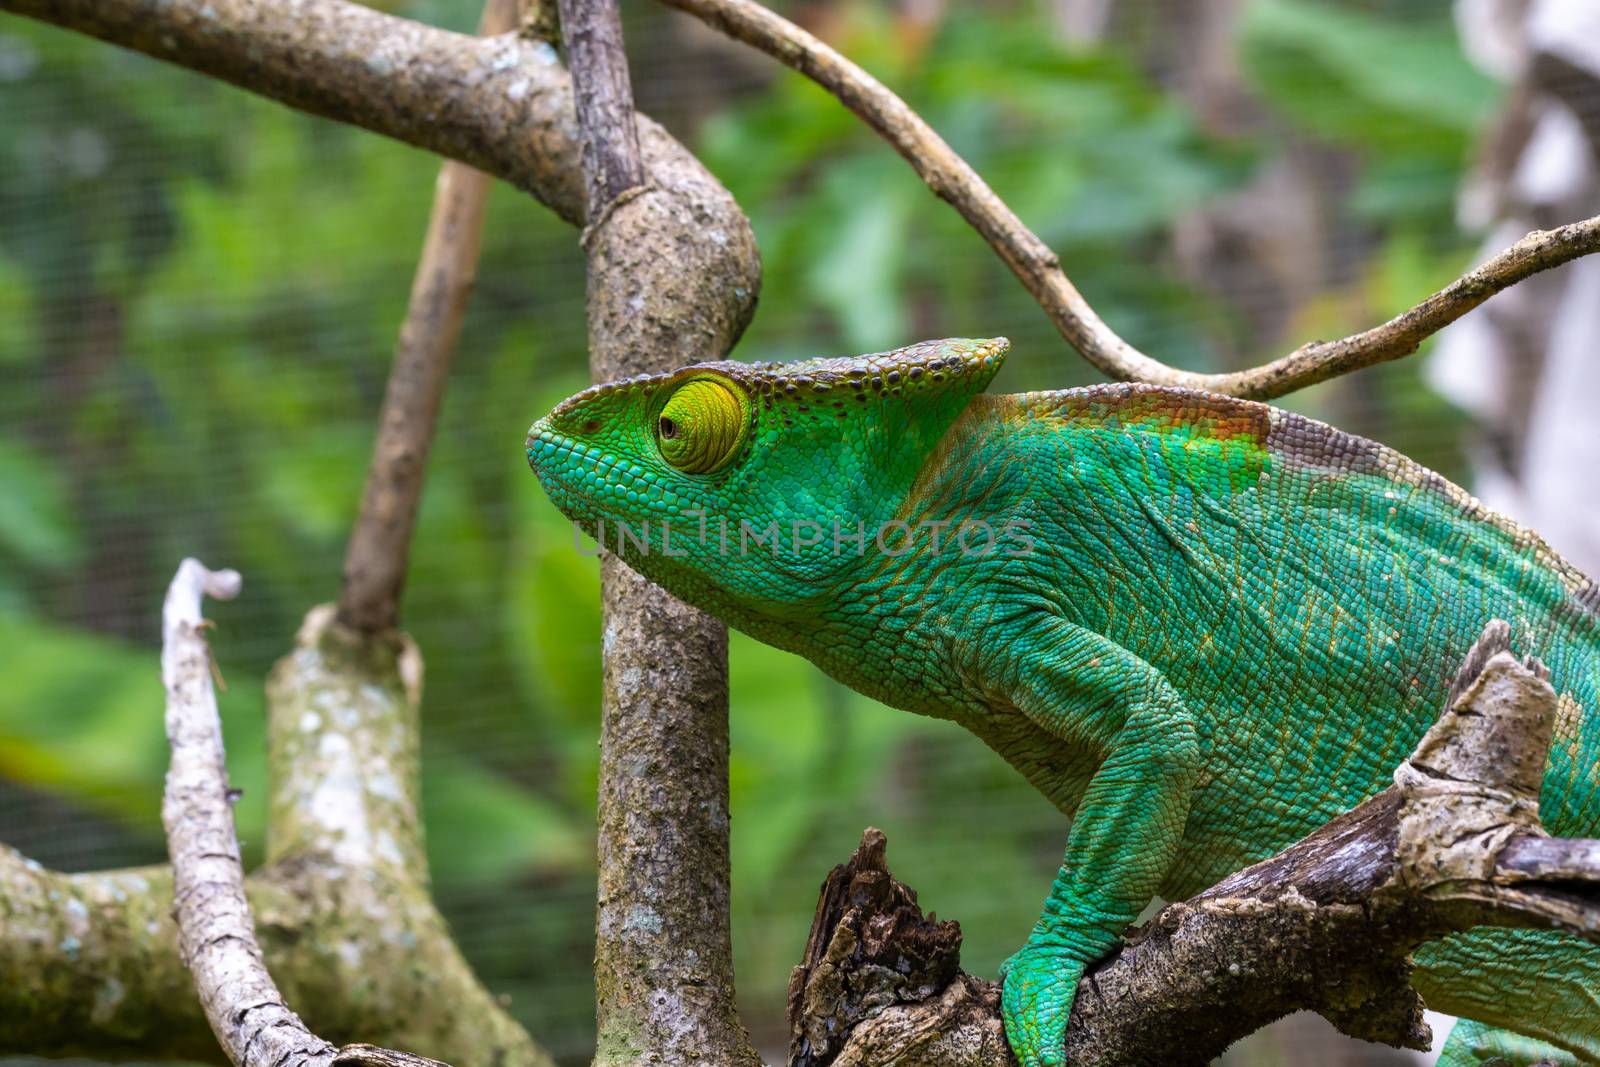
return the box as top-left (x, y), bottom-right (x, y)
top-left (258, 604), bottom-right (552, 1067)
top-left (338, 0), bottom-right (521, 635)
top-left (557, 0), bottom-right (762, 1064)
top-left (789, 621), bottom-right (1600, 1066)
top-left (0, 852), bottom-right (237, 1061)
top-left (660, 0), bottom-right (1600, 401)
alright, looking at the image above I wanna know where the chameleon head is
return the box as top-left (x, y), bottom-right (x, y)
top-left (525, 337), bottom-right (1008, 616)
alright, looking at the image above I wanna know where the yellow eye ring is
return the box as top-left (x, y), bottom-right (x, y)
top-left (655, 376), bottom-right (750, 474)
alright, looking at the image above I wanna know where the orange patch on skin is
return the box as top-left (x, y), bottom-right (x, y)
top-left (1068, 391), bottom-right (1271, 445)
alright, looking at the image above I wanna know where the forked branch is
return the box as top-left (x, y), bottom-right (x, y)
top-left (789, 621), bottom-right (1600, 1066)
top-left (660, 0), bottom-right (1600, 400)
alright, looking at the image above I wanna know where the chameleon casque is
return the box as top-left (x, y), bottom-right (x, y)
top-left (525, 337), bottom-right (1600, 1066)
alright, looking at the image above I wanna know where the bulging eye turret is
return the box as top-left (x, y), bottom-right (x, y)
top-left (655, 376), bottom-right (749, 474)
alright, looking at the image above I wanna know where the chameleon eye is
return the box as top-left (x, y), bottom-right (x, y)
top-left (655, 376), bottom-right (749, 474)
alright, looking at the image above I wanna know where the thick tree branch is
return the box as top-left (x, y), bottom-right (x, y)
top-left (161, 561), bottom-right (450, 1067)
top-left (790, 621), bottom-right (1600, 1066)
top-left (557, 0), bottom-right (761, 1064)
top-left (337, 0), bottom-right (521, 635)
top-left (659, 0), bottom-right (1600, 401)
top-left (0, 853), bottom-right (260, 1061)
top-left (257, 607), bottom-right (551, 1067)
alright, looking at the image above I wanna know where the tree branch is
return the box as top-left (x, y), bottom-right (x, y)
top-left (1, 599), bottom-right (554, 1064)
top-left (558, 0), bottom-right (644, 217)
top-left (158, 561), bottom-right (323, 1067)
top-left (789, 621), bottom-right (1600, 1066)
top-left (1, 2), bottom-right (753, 1059)
top-left (0, 853), bottom-right (249, 1061)
top-left (161, 561), bottom-right (451, 1067)
top-left (659, 0), bottom-right (1600, 401)
top-left (1, 559), bottom-right (554, 1063)
top-left (336, 0), bottom-right (522, 635)
top-left (556, 0), bottom-right (761, 1064)
top-left (0, 835), bottom-right (553, 1064)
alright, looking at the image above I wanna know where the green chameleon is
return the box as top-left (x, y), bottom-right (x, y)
top-left (525, 337), bottom-right (1600, 1066)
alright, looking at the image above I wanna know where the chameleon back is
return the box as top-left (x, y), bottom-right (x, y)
top-left (930, 384), bottom-right (1600, 872)
top-left (921, 383), bottom-right (1600, 1059)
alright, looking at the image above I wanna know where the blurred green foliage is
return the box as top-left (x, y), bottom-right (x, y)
top-left (0, 0), bottom-right (1497, 1059)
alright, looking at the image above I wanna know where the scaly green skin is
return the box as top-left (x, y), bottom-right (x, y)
top-left (526, 338), bottom-right (1600, 1066)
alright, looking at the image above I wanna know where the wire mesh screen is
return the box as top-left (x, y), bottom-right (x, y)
top-left (1, 0), bottom-right (1597, 1063)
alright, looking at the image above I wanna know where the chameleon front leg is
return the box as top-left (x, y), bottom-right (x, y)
top-left (991, 623), bottom-right (1199, 1067)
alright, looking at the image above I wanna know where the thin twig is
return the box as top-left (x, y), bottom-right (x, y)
top-left (160, 559), bottom-right (450, 1067)
top-left (337, 0), bottom-right (521, 634)
top-left (659, 0), bottom-right (1600, 400)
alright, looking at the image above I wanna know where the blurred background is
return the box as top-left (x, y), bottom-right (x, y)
top-left (1, 0), bottom-right (1597, 1063)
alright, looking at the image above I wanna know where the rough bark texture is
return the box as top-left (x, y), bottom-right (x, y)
top-left (557, 1), bottom-right (762, 1064)
top-left (558, 0), bottom-right (644, 218)
top-left (787, 622), bottom-right (1600, 1067)
top-left (159, 561), bottom-right (337, 1067)
top-left (259, 605), bottom-right (550, 1067)
top-left (788, 828), bottom-right (964, 1067)
top-left (338, 0), bottom-right (521, 635)
top-left (0, 853), bottom-right (235, 1060)
top-left (661, 0), bottom-right (1600, 400)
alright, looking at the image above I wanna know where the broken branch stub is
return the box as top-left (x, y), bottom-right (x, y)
top-left (788, 828), bottom-right (964, 1067)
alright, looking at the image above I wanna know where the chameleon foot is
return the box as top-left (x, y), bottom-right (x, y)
top-left (1000, 943), bottom-right (1085, 1067)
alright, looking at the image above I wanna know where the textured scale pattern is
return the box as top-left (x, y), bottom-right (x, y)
top-left (526, 338), bottom-right (1600, 1066)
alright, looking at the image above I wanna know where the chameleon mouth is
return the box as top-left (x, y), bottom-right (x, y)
top-left (524, 417), bottom-right (673, 524)
top-left (524, 419), bottom-right (614, 536)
